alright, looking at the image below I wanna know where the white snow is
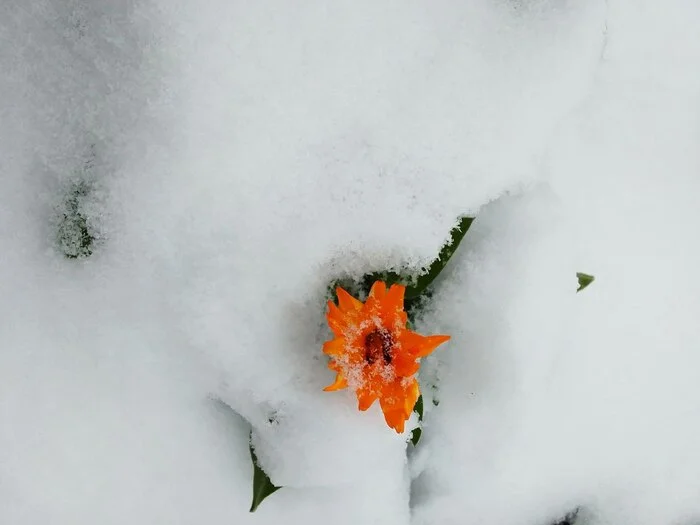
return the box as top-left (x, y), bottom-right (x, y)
top-left (2, 0), bottom-right (700, 524)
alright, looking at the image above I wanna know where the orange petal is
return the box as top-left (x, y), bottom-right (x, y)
top-left (327, 333), bottom-right (366, 364)
top-left (326, 301), bottom-right (346, 336)
top-left (399, 331), bottom-right (450, 357)
top-left (392, 351), bottom-right (420, 377)
top-left (396, 310), bottom-right (408, 327)
top-left (368, 281), bottom-right (387, 300)
top-left (357, 389), bottom-right (377, 411)
top-left (402, 379), bottom-right (420, 419)
top-left (362, 297), bottom-right (381, 319)
top-left (413, 334), bottom-right (451, 358)
top-left (380, 378), bottom-right (403, 400)
top-left (384, 284), bottom-right (405, 311)
top-left (379, 395), bottom-right (407, 433)
top-left (390, 413), bottom-right (406, 433)
top-left (379, 311), bottom-right (407, 335)
top-left (324, 372), bottom-right (348, 391)
top-left (381, 284), bottom-right (407, 328)
top-left (336, 287), bottom-right (364, 312)
top-left (398, 330), bottom-right (427, 353)
top-left (327, 301), bottom-right (362, 337)
top-left (322, 338), bottom-right (346, 357)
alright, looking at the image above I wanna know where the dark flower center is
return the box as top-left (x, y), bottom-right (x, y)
top-left (364, 328), bottom-right (394, 365)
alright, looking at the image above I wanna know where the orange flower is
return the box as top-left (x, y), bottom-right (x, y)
top-left (323, 281), bottom-right (450, 433)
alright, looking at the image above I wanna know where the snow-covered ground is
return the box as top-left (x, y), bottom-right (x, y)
top-left (2, 1), bottom-right (700, 524)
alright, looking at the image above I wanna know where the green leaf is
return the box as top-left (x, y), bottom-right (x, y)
top-left (249, 437), bottom-right (281, 512)
top-left (410, 427), bottom-right (422, 446)
top-left (410, 395), bottom-right (424, 446)
top-left (576, 272), bottom-right (595, 293)
top-left (405, 216), bottom-right (474, 301)
top-left (413, 394), bottom-right (424, 421)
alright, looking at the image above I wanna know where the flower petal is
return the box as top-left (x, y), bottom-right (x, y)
top-left (379, 393), bottom-right (407, 433)
top-left (336, 287), bottom-right (364, 312)
top-left (413, 334), bottom-right (451, 358)
top-left (399, 331), bottom-right (450, 357)
top-left (356, 385), bottom-right (378, 411)
top-left (392, 351), bottom-right (420, 377)
top-left (396, 310), bottom-right (408, 328)
top-left (384, 284), bottom-right (405, 311)
top-left (327, 300), bottom-right (363, 337)
top-left (324, 333), bottom-right (366, 366)
top-left (322, 338), bottom-right (346, 357)
top-left (386, 411), bottom-right (406, 433)
top-left (381, 284), bottom-right (407, 329)
top-left (398, 330), bottom-right (427, 354)
top-left (326, 301), bottom-right (347, 336)
top-left (402, 379), bottom-right (420, 419)
top-left (368, 280), bottom-right (387, 300)
top-left (324, 373), bottom-right (348, 392)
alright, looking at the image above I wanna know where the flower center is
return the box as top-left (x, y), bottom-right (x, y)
top-left (364, 328), bottom-right (394, 365)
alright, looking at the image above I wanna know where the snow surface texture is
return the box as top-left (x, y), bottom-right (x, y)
top-left (1, 0), bottom-right (700, 524)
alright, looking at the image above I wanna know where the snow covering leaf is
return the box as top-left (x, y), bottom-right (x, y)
top-left (405, 216), bottom-right (474, 302)
top-left (249, 436), bottom-right (281, 512)
top-left (551, 508), bottom-right (580, 525)
top-left (57, 179), bottom-right (96, 259)
top-left (328, 216), bottom-right (475, 311)
top-left (576, 272), bottom-right (595, 293)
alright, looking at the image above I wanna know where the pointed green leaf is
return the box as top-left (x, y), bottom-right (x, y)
top-left (410, 427), bottom-right (422, 446)
top-left (410, 395), bottom-right (424, 446)
top-left (576, 272), bottom-right (595, 293)
top-left (249, 437), bottom-right (281, 512)
top-left (413, 394), bottom-right (424, 421)
top-left (405, 216), bottom-right (474, 301)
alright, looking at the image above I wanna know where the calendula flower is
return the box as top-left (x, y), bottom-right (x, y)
top-left (323, 281), bottom-right (450, 433)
